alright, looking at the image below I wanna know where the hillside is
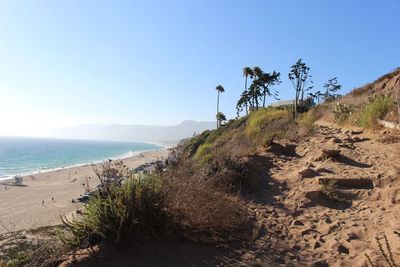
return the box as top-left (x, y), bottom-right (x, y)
top-left (58, 113), bottom-right (400, 266)
top-left (350, 68), bottom-right (400, 98)
top-left (318, 68), bottom-right (400, 125)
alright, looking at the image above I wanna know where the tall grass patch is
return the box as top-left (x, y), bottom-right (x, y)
top-left (245, 108), bottom-right (290, 137)
top-left (357, 95), bottom-right (394, 128)
top-left (194, 142), bottom-right (214, 165)
top-left (298, 111), bottom-right (316, 130)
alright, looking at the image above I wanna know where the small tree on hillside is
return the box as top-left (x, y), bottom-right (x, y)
top-left (288, 59), bottom-right (313, 118)
top-left (216, 112), bottom-right (227, 128)
top-left (308, 90), bottom-right (323, 104)
top-left (323, 77), bottom-right (341, 102)
top-left (249, 66), bottom-right (264, 111)
top-left (260, 71), bottom-right (281, 107)
top-left (236, 91), bottom-right (250, 117)
top-left (247, 83), bottom-right (263, 111)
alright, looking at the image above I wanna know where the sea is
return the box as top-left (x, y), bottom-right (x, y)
top-left (0, 137), bottom-right (163, 180)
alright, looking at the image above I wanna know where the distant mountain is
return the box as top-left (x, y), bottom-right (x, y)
top-left (48, 120), bottom-right (216, 145)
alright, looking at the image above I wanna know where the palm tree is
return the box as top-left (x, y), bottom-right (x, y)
top-left (216, 112), bottom-right (227, 127)
top-left (215, 84), bottom-right (225, 128)
top-left (243, 67), bottom-right (253, 115)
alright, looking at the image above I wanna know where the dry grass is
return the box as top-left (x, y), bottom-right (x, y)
top-left (365, 235), bottom-right (399, 267)
top-left (163, 158), bottom-right (249, 241)
top-left (0, 225), bottom-right (68, 267)
top-left (350, 68), bottom-right (400, 98)
top-left (351, 86), bottom-right (369, 98)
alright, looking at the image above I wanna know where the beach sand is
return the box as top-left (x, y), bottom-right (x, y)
top-left (0, 148), bottom-right (170, 234)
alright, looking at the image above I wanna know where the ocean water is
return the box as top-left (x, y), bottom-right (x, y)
top-left (0, 137), bottom-right (163, 179)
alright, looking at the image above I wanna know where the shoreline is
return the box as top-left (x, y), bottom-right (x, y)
top-left (0, 148), bottom-right (170, 234)
top-left (0, 145), bottom-right (172, 182)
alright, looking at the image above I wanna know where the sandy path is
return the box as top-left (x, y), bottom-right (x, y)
top-left (240, 126), bottom-right (400, 266)
top-left (0, 148), bottom-right (169, 234)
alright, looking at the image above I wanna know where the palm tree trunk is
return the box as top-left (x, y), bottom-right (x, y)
top-left (263, 90), bottom-right (266, 107)
top-left (216, 91), bottom-right (220, 128)
top-left (254, 90), bottom-right (259, 111)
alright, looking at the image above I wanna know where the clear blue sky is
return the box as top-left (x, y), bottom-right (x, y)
top-left (0, 0), bottom-right (399, 136)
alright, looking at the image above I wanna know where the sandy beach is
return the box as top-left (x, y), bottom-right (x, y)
top-left (0, 148), bottom-right (170, 234)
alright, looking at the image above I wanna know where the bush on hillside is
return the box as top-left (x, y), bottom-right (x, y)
top-left (357, 94), bottom-right (394, 128)
top-left (60, 173), bottom-right (167, 246)
top-left (60, 157), bottom-right (250, 248)
top-left (92, 160), bottom-right (129, 192)
top-left (333, 103), bottom-right (356, 123)
top-left (198, 153), bottom-right (248, 193)
top-left (163, 160), bottom-right (248, 239)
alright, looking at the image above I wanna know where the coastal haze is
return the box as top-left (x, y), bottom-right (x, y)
top-left (48, 120), bottom-right (216, 144)
top-left (0, 120), bottom-right (215, 178)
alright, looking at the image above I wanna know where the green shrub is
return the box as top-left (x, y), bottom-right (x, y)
top-left (60, 174), bottom-right (167, 246)
top-left (320, 180), bottom-right (346, 203)
top-left (357, 95), bottom-right (394, 128)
